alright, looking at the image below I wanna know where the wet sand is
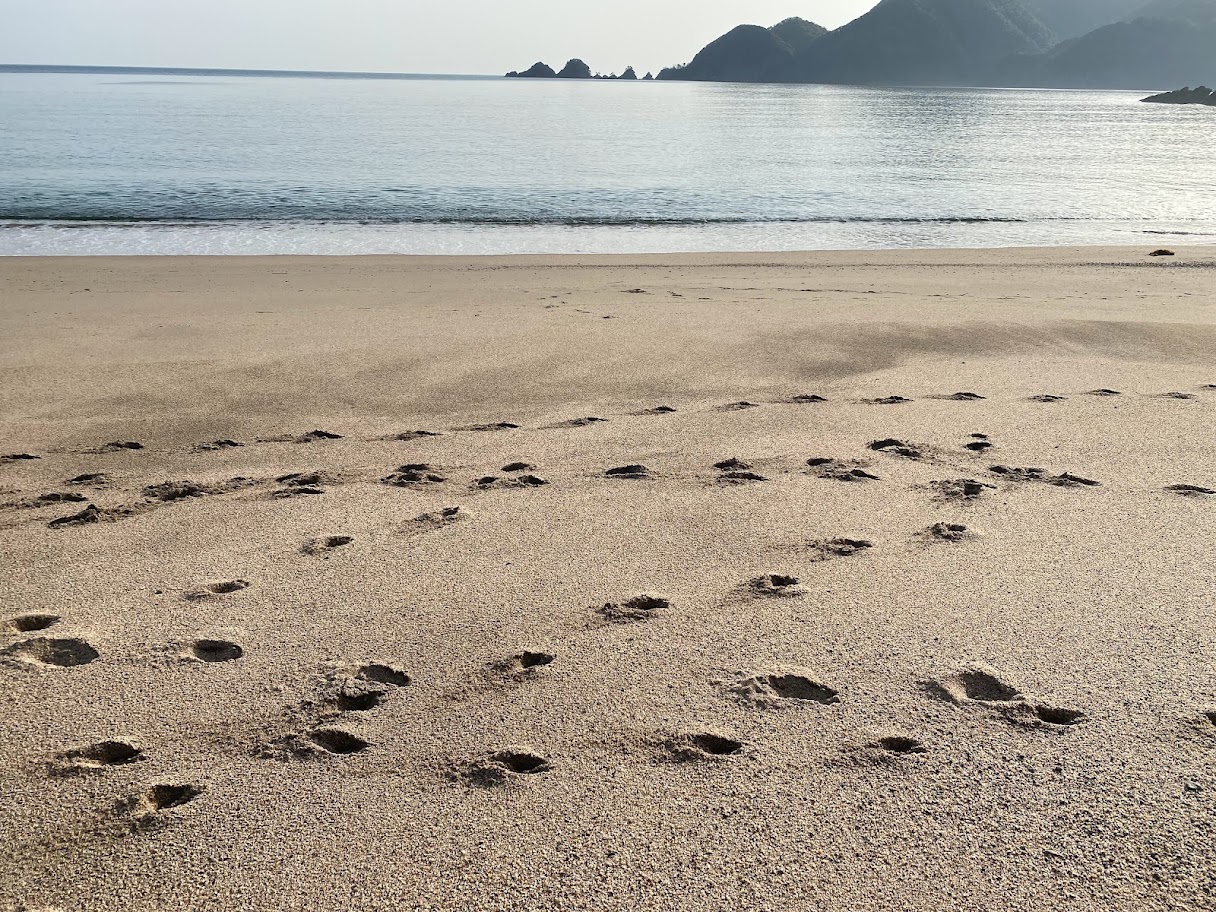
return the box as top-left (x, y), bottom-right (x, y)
top-left (1, 248), bottom-right (1214, 911)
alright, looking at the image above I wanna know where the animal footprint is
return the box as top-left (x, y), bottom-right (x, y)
top-left (462, 422), bottom-right (520, 432)
top-left (597, 594), bottom-right (668, 623)
top-left (547, 417), bottom-right (607, 428)
top-left (789, 394), bottom-right (827, 404)
top-left (310, 729), bottom-right (370, 755)
top-left (1, 453), bottom-right (40, 463)
top-left (720, 401), bottom-right (760, 411)
top-left (295, 429), bottom-right (343, 442)
top-left (301, 535), bottom-right (353, 555)
top-left (391, 430), bottom-right (442, 441)
top-left (195, 439), bottom-right (243, 451)
top-left (473, 474), bottom-right (549, 491)
top-left (964, 434), bottom-right (993, 452)
top-left (1088, 389), bottom-right (1121, 397)
top-left (1029, 394), bottom-right (1066, 403)
top-left (638, 405), bottom-right (677, 415)
top-left (3, 637), bottom-right (99, 667)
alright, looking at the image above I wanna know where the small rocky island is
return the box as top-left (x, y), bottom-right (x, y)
top-left (1141, 86), bottom-right (1216, 106)
top-left (506, 58), bottom-right (653, 80)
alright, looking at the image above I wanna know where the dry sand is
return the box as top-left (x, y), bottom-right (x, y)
top-left (1, 248), bottom-right (1214, 911)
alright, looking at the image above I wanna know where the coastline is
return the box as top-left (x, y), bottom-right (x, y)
top-left (2, 245), bottom-right (1214, 911)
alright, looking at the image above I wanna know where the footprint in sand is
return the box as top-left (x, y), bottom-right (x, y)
top-left (922, 522), bottom-right (976, 543)
top-left (605, 464), bottom-right (651, 479)
top-left (310, 729), bottom-right (370, 755)
top-left (597, 594), bottom-right (669, 623)
top-left (1088, 389), bottom-right (1122, 397)
top-left (931, 478), bottom-right (995, 501)
top-left (473, 474), bottom-right (549, 491)
top-left (923, 664), bottom-right (1085, 728)
top-left (934, 392), bottom-right (985, 401)
top-left (964, 434), bottom-right (993, 453)
top-left (99, 441), bottom-right (144, 452)
top-left (294, 429), bottom-right (343, 443)
top-left (68, 472), bottom-right (108, 485)
top-left (453, 749), bottom-right (552, 787)
top-left (637, 405), bottom-right (677, 415)
top-left (483, 650), bottom-right (555, 685)
top-left (383, 464), bottom-right (446, 488)
top-left (989, 466), bottom-right (1101, 488)
top-left (748, 574), bottom-right (805, 598)
top-left (502, 462), bottom-right (535, 473)
top-left (356, 663), bottom-right (412, 687)
top-left (1157, 392), bottom-right (1197, 400)
top-left (51, 741), bottom-right (144, 775)
top-left (461, 422), bottom-right (521, 432)
top-left (720, 401), bottom-right (761, 411)
top-left (546, 417), bottom-right (608, 429)
top-left (1029, 394), bottom-right (1067, 403)
top-left (330, 685), bottom-right (388, 713)
top-left (660, 732), bottom-right (745, 762)
top-left (862, 396), bottom-right (913, 405)
top-left (188, 639), bottom-right (244, 663)
top-left (789, 394), bottom-right (828, 404)
top-left (195, 439), bottom-right (243, 451)
top-left (182, 580), bottom-right (250, 601)
top-left (3, 613), bottom-right (60, 634)
top-left (114, 783), bottom-right (202, 826)
top-left (27, 492), bottom-right (89, 506)
top-left (142, 480), bottom-right (221, 502)
top-left (48, 504), bottom-right (106, 528)
top-left (390, 430), bottom-right (442, 441)
top-left (1165, 484), bottom-right (1215, 497)
top-left (873, 735), bottom-right (928, 755)
top-left (807, 458), bottom-right (880, 482)
top-left (714, 458), bottom-right (767, 484)
top-left (869, 439), bottom-right (924, 459)
top-left (728, 668), bottom-right (840, 707)
top-left (809, 538), bottom-right (872, 561)
top-left (301, 535), bottom-right (353, 555)
top-left (405, 506), bottom-right (468, 534)
top-left (3, 637), bottom-right (99, 667)
top-left (273, 471), bottom-right (332, 496)
top-left (1, 453), bottom-right (40, 463)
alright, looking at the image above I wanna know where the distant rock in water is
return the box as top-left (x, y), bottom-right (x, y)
top-left (619, 66), bottom-right (638, 80)
top-left (557, 58), bottom-right (592, 79)
top-left (1142, 85), bottom-right (1216, 105)
top-left (505, 62), bottom-right (557, 78)
top-left (643, 71), bottom-right (654, 80)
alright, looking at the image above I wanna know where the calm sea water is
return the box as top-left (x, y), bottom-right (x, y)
top-left (1, 71), bottom-right (1212, 255)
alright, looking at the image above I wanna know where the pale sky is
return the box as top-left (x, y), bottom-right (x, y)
top-left (1, 1), bottom-right (880, 75)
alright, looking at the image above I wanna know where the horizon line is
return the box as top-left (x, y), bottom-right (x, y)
top-left (0, 63), bottom-right (501, 80)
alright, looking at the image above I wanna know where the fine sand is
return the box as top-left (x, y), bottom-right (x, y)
top-left (1, 248), bottom-right (1214, 912)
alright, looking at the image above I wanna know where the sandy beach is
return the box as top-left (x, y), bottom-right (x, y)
top-left (1, 247), bottom-right (1214, 911)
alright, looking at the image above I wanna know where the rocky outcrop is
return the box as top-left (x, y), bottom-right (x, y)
top-left (557, 58), bottom-right (592, 79)
top-left (505, 62), bottom-right (557, 78)
top-left (1142, 85), bottom-right (1216, 103)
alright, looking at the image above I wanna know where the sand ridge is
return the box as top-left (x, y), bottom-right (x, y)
top-left (1, 248), bottom-right (1214, 911)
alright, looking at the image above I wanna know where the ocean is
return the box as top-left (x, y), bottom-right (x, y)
top-left (1, 69), bottom-right (1212, 255)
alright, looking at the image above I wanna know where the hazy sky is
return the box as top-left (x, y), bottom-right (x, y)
top-left (2, 1), bottom-right (880, 74)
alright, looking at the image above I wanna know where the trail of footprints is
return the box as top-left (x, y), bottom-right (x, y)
top-left (2, 382), bottom-right (1214, 819)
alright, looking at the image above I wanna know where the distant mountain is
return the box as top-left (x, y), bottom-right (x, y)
top-left (769, 17), bottom-right (830, 53)
top-left (996, 14), bottom-right (1216, 87)
top-left (657, 24), bottom-right (801, 82)
top-left (791, 0), bottom-right (1056, 86)
top-left (1022, 0), bottom-right (1145, 39)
